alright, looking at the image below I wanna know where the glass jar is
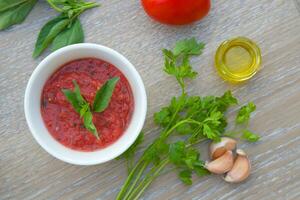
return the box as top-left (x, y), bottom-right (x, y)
top-left (215, 37), bottom-right (261, 83)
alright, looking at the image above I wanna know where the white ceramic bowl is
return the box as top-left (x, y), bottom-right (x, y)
top-left (24, 43), bottom-right (147, 165)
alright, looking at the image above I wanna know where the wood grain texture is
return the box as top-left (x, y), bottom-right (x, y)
top-left (0, 0), bottom-right (300, 199)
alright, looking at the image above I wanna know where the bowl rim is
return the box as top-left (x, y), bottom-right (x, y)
top-left (24, 43), bottom-right (147, 165)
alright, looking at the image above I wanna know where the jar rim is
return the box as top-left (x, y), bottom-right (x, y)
top-left (215, 37), bottom-right (261, 83)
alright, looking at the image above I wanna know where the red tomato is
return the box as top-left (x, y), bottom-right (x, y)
top-left (142, 0), bottom-right (210, 25)
top-left (141, 0), bottom-right (211, 25)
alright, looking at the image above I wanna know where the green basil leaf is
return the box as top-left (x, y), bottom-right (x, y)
top-left (83, 111), bottom-right (99, 139)
top-left (72, 80), bottom-right (86, 105)
top-left (93, 77), bottom-right (119, 112)
top-left (61, 89), bottom-right (81, 113)
top-left (52, 18), bottom-right (84, 51)
top-left (0, 0), bottom-right (28, 12)
top-left (0, 0), bottom-right (37, 30)
top-left (33, 15), bottom-right (70, 58)
top-left (62, 80), bottom-right (87, 113)
top-left (79, 103), bottom-right (89, 118)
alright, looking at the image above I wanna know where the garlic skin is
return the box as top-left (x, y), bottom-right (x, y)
top-left (209, 137), bottom-right (237, 159)
top-left (205, 151), bottom-right (234, 174)
top-left (224, 149), bottom-right (251, 183)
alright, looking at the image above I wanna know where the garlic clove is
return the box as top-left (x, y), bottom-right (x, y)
top-left (205, 150), bottom-right (234, 174)
top-left (224, 149), bottom-right (251, 183)
top-left (210, 137), bottom-right (237, 159)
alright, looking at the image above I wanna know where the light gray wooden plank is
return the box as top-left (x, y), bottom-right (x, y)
top-left (0, 0), bottom-right (299, 199)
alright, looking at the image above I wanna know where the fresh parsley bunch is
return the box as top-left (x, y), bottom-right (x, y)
top-left (0, 0), bottom-right (99, 58)
top-left (116, 38), bottom-right (260, 200)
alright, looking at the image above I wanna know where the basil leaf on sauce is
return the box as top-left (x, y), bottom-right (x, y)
top-left (62, 80), bottom-right (87, 111)
top-left (93, 77), bottom-right (120, 112)
top-left (33, 15), bottom-right (70, 58)
top-left (0, 0), bottom-right (37, 30)
top-left (72, 80), bottom-right (87, 105)
top-left (62, 80), bottom-right (100, 139)
top-left (83, 111), bottom-right (99, 139)
top-left (61, 89), bottom-right (82, 113)
top-left (80, 103), bottom-right (90, 118)
top-left (52, 18), bottom-right (84, 51)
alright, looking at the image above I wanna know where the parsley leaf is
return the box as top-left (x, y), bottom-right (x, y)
top-left (163, 38), bottom-right (204, 93)
top-left (173, 38), bottom-right (205, 57)
top-left (169, 141), bottom-right (186, 165)
top-left (203, 124), bottom-right (218, 140)
top-left (236, 102), bottom-right (256, 124)
top-left (154, 94), bottom-right (188, 128)
top-left (179, 170), bottom-right (192, 185)
top-left (217, 90), bottom-right (238, 111)
top-left (145, 138), bottom-right (170, 165)
top-left (169, 141), bottom-right (208, 185)
top-left (176, 123), bottom-right (193, 135)
top-left (194, 165), bottom-right (210, 177)
top-left (153, 107), bottom-right (171, 127)
top-left (242, 130), bottom-right (260, 142)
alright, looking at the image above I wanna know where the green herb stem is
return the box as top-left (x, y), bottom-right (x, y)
top-left (116, 160), bottom-right (145, 200)
top-left (72, 2), bottom-right (100, 12)
top-left (158, 118), bottom-right (203, 142)
top-left (128, 137), bottom-right (207, 199)
top-left (130, 159), bottom-right (170, 200)
top-left (47, 0), bottom-right (63, 12)
top-left (122, 162), bottom-right (148, 200)
top-left (116, 118), bottom-right (203, 199)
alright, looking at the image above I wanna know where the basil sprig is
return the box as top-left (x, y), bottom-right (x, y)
top-left (62, 77), bottom-right (120, 139)
top-left (33, 0), bottom-right (99, 58)
top-left (0, 1), bottom-right (99, 58)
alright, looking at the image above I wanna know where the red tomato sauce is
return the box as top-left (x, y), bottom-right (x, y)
top-left (41, 58), bottom-right (134, 151)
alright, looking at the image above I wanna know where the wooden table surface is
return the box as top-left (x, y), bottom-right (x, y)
top-left (1, 0), bottom-right (300, 199)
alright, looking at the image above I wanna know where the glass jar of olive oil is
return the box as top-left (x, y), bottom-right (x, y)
top-left (215, 37), bottom-right (261, 83)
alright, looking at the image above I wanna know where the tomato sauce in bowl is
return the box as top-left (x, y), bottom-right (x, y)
top-left (41, 58), bottom-right (134, 151)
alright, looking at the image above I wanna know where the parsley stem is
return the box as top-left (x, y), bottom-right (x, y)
top-left (125, 138), bottom-right (206, 200)
top-left (122, 162), bottom-right (148, 200)
top-left (116, 160), bottom-right (144, 200)
top-left (117, 97), bottom-right (202, 199)
top-left (126, 159), bottom-right (169, 200)
top-left (164, 119), bottom-right (202, 138)
top-left (117, 103), bottom-right (183, 198)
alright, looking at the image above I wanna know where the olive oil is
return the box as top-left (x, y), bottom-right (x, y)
top-left (215, 37), bottom-right (261, 83)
